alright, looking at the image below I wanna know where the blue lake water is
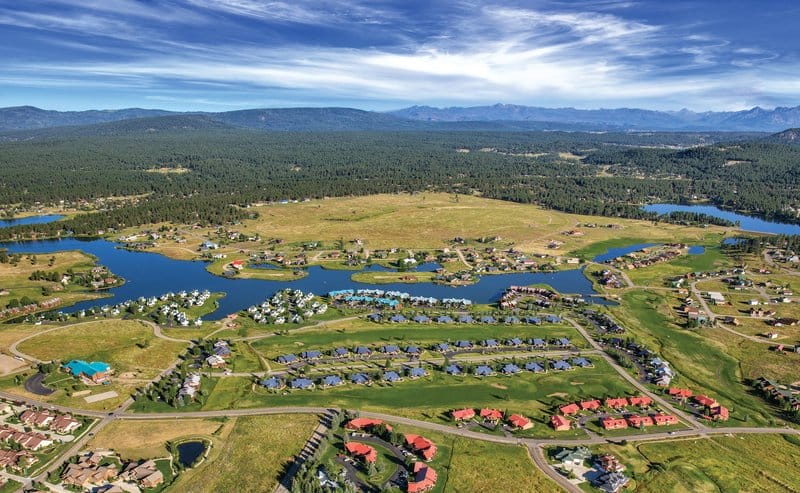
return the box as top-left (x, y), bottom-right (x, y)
top-left (593, 243), bottom-right (658, 263)
top-left (643, 204), bottom-right (800, 236)
top-left (0, 215), bottom-right (64, 228)
top-left (0, 238), bottom-right (612, 317)
top-left (177, 441), bottom-right (206, 467)
top-left (688, 245), bottom-right (705, 255)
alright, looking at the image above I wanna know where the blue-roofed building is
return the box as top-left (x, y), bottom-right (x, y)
top-left (412, 315), bottom-right (430, 323)
top-left (551, 360), bottom-right (572, 371)
top-left (546, 315), bottom-right (562, 323)
top-left (332, 347), bottom-right (350, 358)
top-left (502, 363), bottom-right (521, 375)
top-left (409, 367), bottom-right (428, 379)
top-left (405, 345), bottom-right (421, 355)
top-left (506, 337), bottom-right (524, 347)
top-left (383, 371), bottom-right (402, 382)
top-left (354, 347), bottom-right (372, 357)
top-left (480, 315), bottom-right (496, 324)
top-left (458, 315), bottom-right (474, 324)
top-left (524, 316), bottom-right (542, 325)
top-left (381, 344), bottom-right (400, 354)
top-left (63, 360), bottom-right (111, 384)
top-left (301, 350), bottom-right (322, 360)
top-left (556, 338), bottom-right (572, 347)
top-left (278, 354), bottom-right (297, 364)
top-left (531, 338), bottom-right (546, 348)
top-left (436, 315), bottom-right (453, 324)
top-left (367, 313), bottom-right (382, 322)
top-left (482, 339), bottom-right (499, 348)
top-left (290, 378), bottom-right (315, 389)
top-left (435, 342), bottom-right (450, 352)
top-left (475, 365), bottom-right (494, 376)
top-left (261, 376), bottom-right (284, 390)
top-left (524, 362), bottom-right (545, 373)
top-left (445, 364), bottom-right (462, 375)
top-left (390, 314), bottom-right (407, 323)
top-left (321, 375), bottom-right (344, 387)
top-left (572, 357), bottom-right (593, 368)
top-left (455, 340), bottom-right (473, 349)
top-left (214, 345), bottom-right (232, 358)
top-left (504, 316), bottom-right (520, 324)
top-left (351, 373), bottom-right (370, 385)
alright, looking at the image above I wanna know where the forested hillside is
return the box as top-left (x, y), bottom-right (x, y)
top-left (0, 127), bottom-right (797, 239)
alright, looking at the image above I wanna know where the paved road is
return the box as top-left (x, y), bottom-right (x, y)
top-left (23, 373), bottom-right (54, 396)
top-left (690, 280), bottom-right (716, 323)
top-left (274, 410), bottom-right (335, 493)
top-left (235, 315), bottom-right (362, 342)
top-left (527, 444), bottom-right (581, 493)
top-left (139, 319), bottom-right (192, 343)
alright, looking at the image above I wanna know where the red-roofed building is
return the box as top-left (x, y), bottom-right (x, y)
top-left (405, 434), bottom-right (437, 461)
top-left (451, 408), bottom-right (476, 421)
top-left (345, 418), bottom-right (393, 433)
top-left (605, 398), bottom-right (629, 409)
top-left (711, 406), bottom-right (729, 421)
top-left (479, 408), bottom-right (503, 423)
top-left (344, 442), bottom-right (377, 464)
top-left (580, 400), bottom-right (601, 411)
top-left (653, 414), bottom-right (678, 426)
top-left (408, 462), bottom-right (438, 493)
top-left (601, 417), bottom-right (628, 430)
top-left (507, 414), bottom-right (533, 430)
top-left (629, 396), bottom-right (653, 408)
top-left (626, 414), bottom-right (654, 428)
top-left (694, 395), bottom-right (717, 407)
top-left (668, 388), bottom-right (692, 399)
top-left (550, 415), bottom-right (571, 431)
top-left (560, 403), bottom-right (580, 415)
top-left (231, 260), bottom-right (245, 270)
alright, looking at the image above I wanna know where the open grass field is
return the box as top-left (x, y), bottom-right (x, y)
top-left (592, 434), bottom-right (800, 492)
top-left (16, 319), bottom-right (188, 377)
top-left (609, 289), bottom-right (778, 426)
top-left (625, 246), bottom-right (730, 287)
top-left (251, 320), bottom-right (588, 360)
top-left (171, 414), bottom-right (320, 492)
top-left (445, 439), bottom-right (559, 493)
top-left (704, 326), bottom-right (800, 384)
top-left (84, 418), bottom-right (224, 460)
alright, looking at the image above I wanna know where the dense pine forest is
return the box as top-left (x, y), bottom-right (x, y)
top-left (0, 125), bottom-right (798, 239)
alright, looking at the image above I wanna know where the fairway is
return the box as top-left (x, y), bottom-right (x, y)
top-left (171, 414), bottom-right (320, 492)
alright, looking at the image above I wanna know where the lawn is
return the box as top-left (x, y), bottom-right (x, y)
top-left (625, 246), bottom-right (730, 287)
top-left (171, 414), bottom-right (320, 492)
top-left (444, 439), bottom-right (559, 493)
top-left (84, 418), bottom-right (224, 460)
top-left (592, 434), bottom-right (800, 492)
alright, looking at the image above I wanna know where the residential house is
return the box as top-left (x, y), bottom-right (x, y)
top-left (507, 414), bottom-right (533, 430)
top-left (63, 360), bottom-right (112, 384)
top-left (409, 367), bottom-right (428, 379)
top-left (580, 400), bottom-right (601, 411)
top-left (445, 364), bottom-right (463, 375)
top-left (407, 462), bottom-right (438, 493)
top-left (383, 371), bottom-right (403, 383)
top-left (344, 442), bottom-right (377, 464)
top-left (629, 396), bottom-right (653, 408)
top-left (560, 403), bottom-right (580, 416)
top-left (479, 408), bottom-right (503, 423)
top-left (405, 434), bottom-right (437, 461)
top-left (290, 378), bottom-right (315, 390)
top-left (605, 398), bottom-right (629, 409)
top-left (451, 408), bottom-right (475, 421)
top-left (524, 362), bottom-right (545, 373)
top-left (550, 415), bottom-right (571, 431)
top-left (653, 414), bottom-right (678, 426)
top-left (350, 373), bottom-right (370, 385)
top-left (261, 376), bottom-right (284, 390)
top-left (626, 414), bottom-right (654, 428)
top-left (346, 418), bottom-right (392, 432)
top-left (601, 417), bottom-right (628, 430)
top-left (474, 365), bottom-right (494, 376)
top-left (321, 375), bottom-right (344, 388)
top-left (554, 446), bottom-right (591, 466)
top-left (595, 472), bottom-right (630, 493)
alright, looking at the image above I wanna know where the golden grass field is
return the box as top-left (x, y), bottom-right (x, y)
top-left (172, 414), bottom-right (320, 492)
top-left (84, 418), bottom-right (224, 460)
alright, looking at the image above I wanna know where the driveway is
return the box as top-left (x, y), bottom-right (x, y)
top-left (24, 373), bottom-right (54, 396)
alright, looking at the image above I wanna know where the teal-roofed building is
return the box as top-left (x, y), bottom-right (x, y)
top-left (63, 360), bottom-right (112, 384)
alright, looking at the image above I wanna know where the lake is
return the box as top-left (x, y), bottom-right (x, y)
top-left (177, 440), bottom-right (206, 468)
top-left (1, 237), bottom-right (613, 318)
top-left (0, 214), bottom-right (64, 228)
top-left (643, 204), bottom-right (800, 236)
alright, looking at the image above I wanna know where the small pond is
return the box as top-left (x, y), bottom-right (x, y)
top-left (177, 440), bottom-right (206, 468)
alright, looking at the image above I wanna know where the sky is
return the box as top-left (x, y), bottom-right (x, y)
top-left (1, 0), bottom-right (799, 112)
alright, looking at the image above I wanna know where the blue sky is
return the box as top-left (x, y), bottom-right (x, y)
top-left (1, 0), bottom-right (799, 112)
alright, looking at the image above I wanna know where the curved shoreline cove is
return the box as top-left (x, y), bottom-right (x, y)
top-left (0, 238), bottom-right (612, 318)
top-left (0, 214), bottom-right (64, 228)
top-left (643, 204), bottom-right (800, 236)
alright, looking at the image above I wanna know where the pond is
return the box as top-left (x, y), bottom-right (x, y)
top-left (0, 237), bottom-right (614, 317)
top-left (177, 440), bottom-right (206, 468)
top-left (643, 204), bottom-right (800, 236)
top-left (592, 243), bottom-right (658, 263)
top-left (688, 245), bottom-right (705, 255)
top-left (0, 214), bottom-right (64, 228)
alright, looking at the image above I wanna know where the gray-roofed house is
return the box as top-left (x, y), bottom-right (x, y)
top-left (556, 338), bottom-right (572, 347)
top-left (278, 354), bottom-right (297, 364)
top-left (546, 315), bottom-right (562, 323)
top-left (456, 340), bottom-right (473, 349)
top-left (261, 376), bottom-right (284, 390)
top-left (524, 316), bottom-right (542, 325)
top-left (290, 378), bottom-right (314, 390)
top-left (595, 472), bottom-right (630, 493)
top-left (436, 315), bottom-right (453, 323)
top-left (502, 363), bottom-right (521, 375)
top-left (506, 337), bottom-right (524, 347)
top-left (383, 371), bottom-right (402, 383)
top-left (482, 339), bottom-right (499, 348)
top-left (367, 313), bottom-right (382, 322)
top-left (351, 373), bottom-right (370, 385)
top-left (445, 364), bottom-right (463, 375)
top-left (381, 344), bottom-right (400, 355)
top-left (458, 315), bottom-right (474, 324)
top-left (412, 315), bottom-right (430, 323)
top-left (355, 346), bottom-right (372, 357)
top-left (504, 316), bottom-right (520, 324)
top-left (405, 345), bottom-right (421, 355)
top-left (572, 357), bottom-right (593, 368)
top-left (551, 360), bottom-right (572, 371)
top-left (524, 362), bottom-right (545, 373)
top-left (409, 367), bottom-right (428, 379)
top-left (301, 350), bottom-right (322, 360)
top-left (332, 347), bottom-right (350, 358)
top-left (531, 338), bottom-right (546, 348)
top-left (321, 375), bottom-right (344, 387)
top-left (390, 314), bottom-right (407, 323)
top-left (480, 315), bottom-right (497, 324)
top-left (435, 342), bottom-right (450, 352)
top-left (475, 365), bottom-right (494, 376)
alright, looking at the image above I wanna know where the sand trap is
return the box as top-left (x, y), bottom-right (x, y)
top-left (0, 354), bottom-right (27, 375)
top-left (72, 390), bottom-right (91, 397)
top-left (490, 383), bottom-right (508, 390)
top-left (547, 392), bottom-right (569, 398)
top-left (84, 391), bottom-right (119, 403)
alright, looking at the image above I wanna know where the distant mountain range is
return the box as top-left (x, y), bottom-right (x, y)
top-left (2, 103), bottom-right (800, 133)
